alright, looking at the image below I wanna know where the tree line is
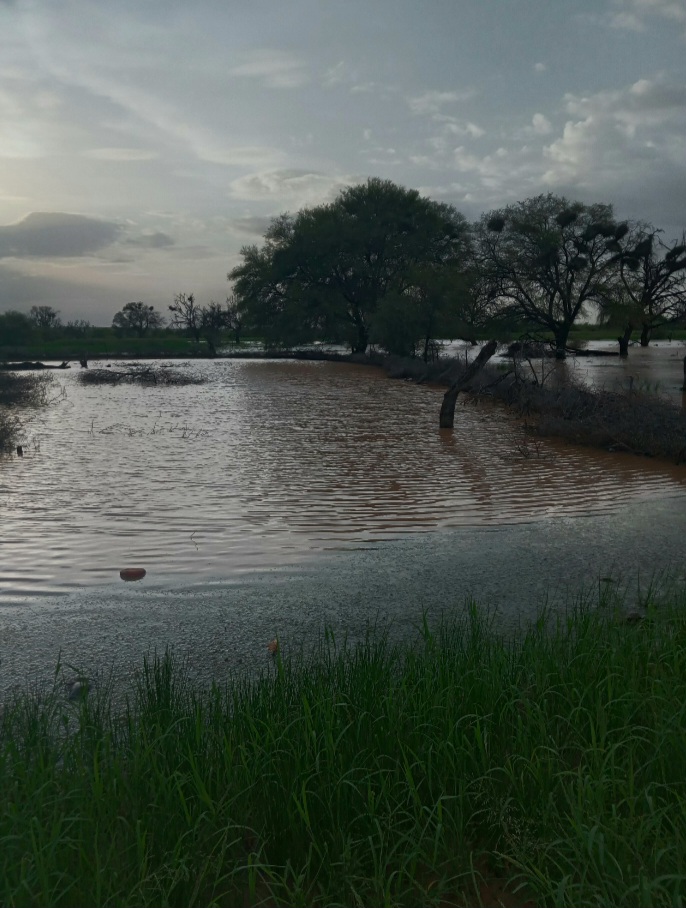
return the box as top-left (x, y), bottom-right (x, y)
top-left (0, 296), bottom-right (244, 354)
top-left (2, 178), bottom-right (684, 359)
top-left (229, 178), bottom-right (686, 359)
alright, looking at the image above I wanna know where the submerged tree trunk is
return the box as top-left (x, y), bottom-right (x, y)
top-left (439, 339), bottom-right (498, 429)
top-left (640, 323), bottom-right (651, 347)
top-left (618, 322), bottom-right (633, 357)
top-left (554, 325), bottom-right (570, 360)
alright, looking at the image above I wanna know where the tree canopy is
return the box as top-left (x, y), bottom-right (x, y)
top-left (476, 194), bottom-right (628, 357)
top-left (112, 302), bottom-right (165, 337)
top-left (230, 178), bottom-right (471, 353)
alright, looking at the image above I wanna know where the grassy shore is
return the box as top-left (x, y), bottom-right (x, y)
top-left (2, 586), bottom-right (685, 907)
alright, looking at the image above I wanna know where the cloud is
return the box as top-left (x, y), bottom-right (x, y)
top-left (81, 147), bottom-right (159, 161)
top-left (406, 89), bottom-right (474, 115)
top-left (534, 62), bottom-right (547, 73)
top-left (532, 113), bottom-right (552, 135)
top-left (0, 212), bottom-right (121, 258)
top-left (125, 231), bottom-right (174, 249)
top-left (442, 120), bottom-right (485, 138)
top-left (608, 0), bottom-right (686, 33)
top-left (229, 50), bottom-right (308, 88)
top-left (227, 169), bottom-right (355, 207)
top-left (542, 75), bottom-right (686, 228)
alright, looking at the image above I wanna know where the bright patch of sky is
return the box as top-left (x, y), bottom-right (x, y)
top-left (0, 0), bottom-right (684, 322)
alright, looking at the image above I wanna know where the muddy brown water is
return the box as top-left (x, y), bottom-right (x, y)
top-left (2, 357), bottom-right (685, 602)
top-left (1, 357), bottom-right (685, 694)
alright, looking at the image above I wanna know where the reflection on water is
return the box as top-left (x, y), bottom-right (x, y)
top-left (1, 358), bottom-right (685, 602)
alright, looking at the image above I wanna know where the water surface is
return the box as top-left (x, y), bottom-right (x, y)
top-left (2, 358), bottom-right (685, 604)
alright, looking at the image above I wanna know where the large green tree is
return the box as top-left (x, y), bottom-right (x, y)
top-left (230, 178), bottom-right (470, 353)
top-left (477, 194), bottom-right (626, 358)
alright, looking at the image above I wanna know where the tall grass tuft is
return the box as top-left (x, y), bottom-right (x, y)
top-left (0, 371), bottom-right (52, 451)
top-left (2, 588), bottom-right (686, 906)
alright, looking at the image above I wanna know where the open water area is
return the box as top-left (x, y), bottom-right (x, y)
top-left (1, 353), bottom-right (686, 697)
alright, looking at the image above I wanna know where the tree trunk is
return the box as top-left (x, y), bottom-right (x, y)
top-left (618, 322), bottom-right (633, 357)
top-left (640, 323), bottom-right (651, 347)
top-left (554, 326), bottom-right (569, 360)
top-left (439, 339), bottom-right (497, 428)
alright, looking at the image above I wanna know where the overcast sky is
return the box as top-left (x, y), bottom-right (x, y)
top-left (1, 0), bottom-right (685, 324)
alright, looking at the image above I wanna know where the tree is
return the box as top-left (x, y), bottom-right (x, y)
top-left (29, 305), bottom-right (61, 330)
top-left (200, 301), bottom-right (227, 356)
top-left (230, 178), bottom-right (470, 353)
top-left (0, 310), bottom-right (33, 346)
top-left (112, 301), bottom-right (165, 337)
top-left (225, 293), bottom-right (244, 344)
top-left (477, 194), bottom-right (624, 358)
top-left (606, 227), bottom-right (686, 347)
top-left (64, 319), bottom-right (93, 338)
top-left (168, 292), bottom-right (203, 342)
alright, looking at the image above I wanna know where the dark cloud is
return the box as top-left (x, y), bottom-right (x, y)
top-left (0, 212), bottom-right (121, 259)
top-left (125, 231), bottom-right (175, 248)
top-left (229, 215), bottom-right (272, 237)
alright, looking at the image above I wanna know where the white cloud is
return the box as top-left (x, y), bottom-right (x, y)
top-left (541, 76), bottom-right (686, 227)
top-left (229, 50), bottom-right (309, 89)
top-left (82, 147), bottom-right (158, 161)
top-left (406, 89), bottom-right (474, 115)
top-left (609, 0), bottom-right (686, 33)
top-left (534, 62), bottom-right (547, 72)
top-left (227, 169), bottom-right (356, 207)
top-left (532, 113), bottom-right (552, 135)
top-left (443, 120), bottom-right (485, 138)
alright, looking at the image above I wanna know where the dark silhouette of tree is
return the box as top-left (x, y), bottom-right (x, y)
top-left (608, 228), bottom-right (686, 347)
top-left (230, 178), bottom-right (470, 353)
top-left (112, 302), bottom-right (164, 337)
top-left (477, 194), bottom-right (624, 358)
top-left (224, 293), bottom-right (243, 344)
top-left (0, 310), bottom-right (33, 345)
top-left (29, 305), bottom-right (61, 330)
top-left (168, 292), bottom-right (203, 342)
top-left (64, 319), bottom-right (93, 338)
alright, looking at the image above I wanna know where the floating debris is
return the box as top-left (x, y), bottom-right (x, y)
top-left (120, 568), bottom-right (146, 582)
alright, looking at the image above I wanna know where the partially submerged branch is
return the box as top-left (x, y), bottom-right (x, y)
top-left (439, 339), bottom-right (498, 428)
top-left (77, 364), bottom-right (207, 386)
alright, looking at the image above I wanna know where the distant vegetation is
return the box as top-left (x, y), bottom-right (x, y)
top-left (2, 586), bottom-right (686, 907)
top-left (230, 178), bottom-right (686, 359)
top-left (1, 179), bottom-right (684, 364)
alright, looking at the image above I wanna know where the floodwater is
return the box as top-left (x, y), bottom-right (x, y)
top-left (447, 338), bottom-right (686, 405)
top-left (1, 357), bottom-right (685, 605)
top-left (2, 356), bottom-right (686, 696)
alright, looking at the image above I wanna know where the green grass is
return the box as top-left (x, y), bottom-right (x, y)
top-left (2, 586), bottom-right (686, 907)
top-left (0, 334), bottom-right (210, 361)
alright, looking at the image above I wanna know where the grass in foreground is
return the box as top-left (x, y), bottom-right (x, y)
top-left (2, 589), bottom-right (686, 907)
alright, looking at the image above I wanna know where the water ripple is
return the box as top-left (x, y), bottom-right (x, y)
top-left (1, 358), bottom-right (685, 602)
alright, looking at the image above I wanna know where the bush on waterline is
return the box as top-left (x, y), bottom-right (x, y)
top-left (0, 370), bottom-right (52, 452)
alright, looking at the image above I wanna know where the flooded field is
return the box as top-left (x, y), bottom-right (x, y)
top-left (1, 357), bottom-right (685, 604)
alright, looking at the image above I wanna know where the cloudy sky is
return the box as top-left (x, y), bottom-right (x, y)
top-left (1, 0), bottom-right (685, 324)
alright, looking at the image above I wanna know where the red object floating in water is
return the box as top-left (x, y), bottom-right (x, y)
top-left (120, 568), bottom-right (146, 582)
